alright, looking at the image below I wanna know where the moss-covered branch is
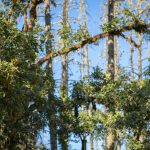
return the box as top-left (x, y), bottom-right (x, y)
top-left (37, 23), bottom-right (150, 65)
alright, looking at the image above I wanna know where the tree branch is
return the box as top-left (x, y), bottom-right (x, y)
top-left (120, 33), bottom-right (140, 48)
top-left (36, 23), bottom-right (150, 65)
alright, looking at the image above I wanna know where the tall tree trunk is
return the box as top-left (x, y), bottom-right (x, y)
top-left (137, 33), bottom-right (142, 80)
top-left (128, 0), bottom-right (134, 81)
top-left (136, 0), bottom-right (144, 143)
top-left (114, 2), bottom-right (118, 80)
top-left (137, 0), bottom-right (142, 80)
top-left (60, 0), bottom-right (69, 149)
top-left (79, 0), bottom-right (92, 149)
top-left (45, 0), bottom-right (57, 149)
top-left (114, 3), bottom-right (121, 150)
top-left (61, 0), bottom-right (69, 99)
top-left (83, 0), bottom-right (89, 80)
top-left (79, 0), bottom-right (84, 79)
top-left (114, 36), bottom-right (118, 80)
top-left (107, 0), bottom-right (115, 80)
top-left (130, 32), bottom-right (134, 80)
top-left (106, 0), bottom-right (115, 150)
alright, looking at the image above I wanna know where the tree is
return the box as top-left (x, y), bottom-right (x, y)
top-left (0, 14), bottom-right (46, 149)
top-left (44, 0), bottom-right (57, 149)
top-left (0, 0), bottom-right (150, 149)
top-left (59, 0), bottom-right (69, 149)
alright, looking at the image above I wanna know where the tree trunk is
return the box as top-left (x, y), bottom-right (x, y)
top-left (79, 0), bottom-right (91, 149)
top-left (49, 121), bottom-right (57, 150)
top-left (45, 0), bottom-right (57, 149)
top-left (81, 137), bottom-right (87, 150)
top-left (128, 0), bottom-right (134, 80)
top-left (107, 0), bottom-right (115, 79)
top-left (24, 3), bottom-right (29, 32)
top-left (130, 32), bottom-right (134, 80)
top-left (90, 134), bottom-right (94, 150)
top-left (106, 1), bottom-right (115, 150)
top-left (28, 0), bottom-right (37, 31)
top-left (60, 0), bottom-right (69, 149)
top-left (106, 128), bottom-right (115, 150)
top-left (61, 0), bottom-right (69, 99)
top-left (114, 36), bottom-right (118, 80)
top-left (137, 0), bottom-right (142, 81)
top-left (114, 2), bottom-right (118, 80)
top-left (114, 3), bottom-right (121, 150)
top-left (137, 33), bottom-right (142, 80)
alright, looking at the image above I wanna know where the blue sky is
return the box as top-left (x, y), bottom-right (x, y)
top-left (36, 0), bottom-right (150, 149)
top-left (13, 0), bottom-right (149, 149)
top-left (45, 0), bottom-right (149, 149)
top-left (51, 0), bottom-right (149, 84)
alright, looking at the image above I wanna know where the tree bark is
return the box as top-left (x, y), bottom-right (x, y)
top-left (28, 0), bottom-right (40, 31)
top-left (106, 1), bottom-right (115, 150)
top-left (90, 134), bottom-right (94, 150)
top-left (24, 3), bottom-right (29, 32)
top-left (107, 0), bottom-right (115, 79)
top-left (61, 0), bottom-right (69, 99)
top-left (114, 2), bottom-right (119, 80)
top-left (137, 0), bottom-right (142, 80)
top-left (128, 0), bottom-right (134, 81)
top-left (45, 0), bottom-right (57, 149)
top-left (137, 33), bottom-right (142, 80)
top-left (60, 0), bottom-right (69, 149)
top-left (129, 32), bottom-right (134, 80)
top-left (81, 137), bottom-right (87, 150)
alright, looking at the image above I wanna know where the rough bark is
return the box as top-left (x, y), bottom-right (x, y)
top-left (128, 0), bottom-right (134, 81)
top-left (83, 0), bottom-right (89, 80)
top-left (49, 120), bottom-right (57, 150)
top-left (114, 36), bottom-right (118, 80)
top-left (137, 0), bottom-right (142, 80)
top-left (106, 128), bottom-right (115, 150)
top-left (106, 1), bottom-right (115, 150)
top-left (28, 0), bottom-right (36, 31)
top-left (60, 0), bottom-right (69, 149)
top-left (24, 3), bottom-right (29, 32)
top-left (61, 0), bottom-right (69, 99)
top-left (107, 0), bottom-right (115, 79)
top-left (136, 0), bottom-right (144, 143)
top-left (45, 0), bottom-right (57, 149)
top-left (137, 33), bottom-right (142, 80)
top-left (114, 2), bottom-right (119, 80)
top-left (28, 0), bottom-right (42, 31)
top-left (114, 3), bottom-right (121, 149)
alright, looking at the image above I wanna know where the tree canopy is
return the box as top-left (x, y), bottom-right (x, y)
top-left (0, 0), bottom-right (150, 150)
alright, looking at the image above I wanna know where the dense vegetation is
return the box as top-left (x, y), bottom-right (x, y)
top-left (0, 0), bottom-right (150, 150)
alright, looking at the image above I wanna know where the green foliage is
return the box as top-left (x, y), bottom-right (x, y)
top-left (71, 67), bottom-right (150, 149)
top-left (73, 26), bottom-right (90, 42)
top-left (0, 15), bottom-right (46, 149)
top-left (101, 8), bottom-right (147, 33)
